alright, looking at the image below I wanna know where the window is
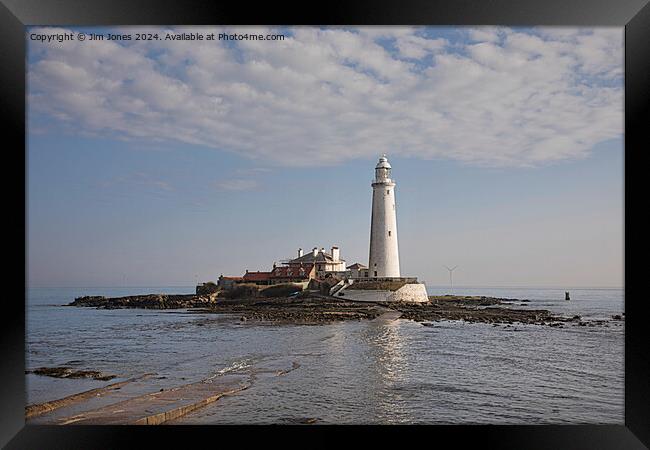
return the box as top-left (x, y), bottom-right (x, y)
top-left (374, 271), bottom-right (377, 276)
top-left (387, 189), bottom-right (390, 195)
top-left (388, 231), bottom-right (391, 236)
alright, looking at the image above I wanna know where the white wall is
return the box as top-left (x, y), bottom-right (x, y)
top-left (369, 180), bottom-right (400, 277)
top-left (387, 283), bottom-right (428, 303)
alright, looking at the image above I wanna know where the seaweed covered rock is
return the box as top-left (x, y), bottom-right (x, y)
top-left (27, 366), bottom-right (115, 381)
top-left (70, 293), bottom-right (218, 309)
top-left (196, 282), bottom-right (219, 296)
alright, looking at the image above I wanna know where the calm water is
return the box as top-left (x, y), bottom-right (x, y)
top-left (26, 286), bottom-right (624, 424)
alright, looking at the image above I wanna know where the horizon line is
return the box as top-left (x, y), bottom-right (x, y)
top-left (26, 284), bottom-right (625, 290)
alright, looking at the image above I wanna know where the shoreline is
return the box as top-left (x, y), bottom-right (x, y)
top-left (68, 292), bottom-right (619, 327)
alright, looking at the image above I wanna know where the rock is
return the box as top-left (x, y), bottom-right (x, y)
top-left (71, 292), bottom-right (569, 328)
top-left (71, 293), bottom-right (216, 310)
top-left (196, 282), bottom-right (219, 296)
top-left (285, 417), bottom-right (320, 424)
top-left (612, 314), bottom-right (623, 320)
top-left (27, 366), bottom-right (115, 381)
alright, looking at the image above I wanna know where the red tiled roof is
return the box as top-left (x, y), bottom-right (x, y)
top-left (242, 271), bottom-right (272, 281)
top-left (220, 276), bottom-right (244, 281)
top-left (271, 264), bottom-right (314, 279)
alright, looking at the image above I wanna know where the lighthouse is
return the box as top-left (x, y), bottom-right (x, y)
top-left (369, 155), bottom-right (400, 278)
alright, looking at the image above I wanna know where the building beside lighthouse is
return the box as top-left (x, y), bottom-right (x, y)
top-left (284, 247), bottom-right (346, 278)
top-left (369, 155), bottom-right (400, 278)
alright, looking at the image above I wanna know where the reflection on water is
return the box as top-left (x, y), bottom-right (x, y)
top-left (27, 287), bottom-right (624, 424)
top-left (362, 317), bottom-right (409, 423)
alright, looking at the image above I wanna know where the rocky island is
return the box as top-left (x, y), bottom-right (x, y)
top-left (69, 290), bottom-right (602, 327)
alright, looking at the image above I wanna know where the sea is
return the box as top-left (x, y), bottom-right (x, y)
top-left (26, 286), bottom-right (624, 425)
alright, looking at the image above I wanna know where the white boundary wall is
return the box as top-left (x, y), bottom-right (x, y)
top-left (387, 283), bottom-right (428, 303)
top-left (340, 283), bottom-right (428, 303)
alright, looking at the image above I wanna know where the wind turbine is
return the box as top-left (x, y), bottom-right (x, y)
top-left (444, 265), bottom-right (458, 295)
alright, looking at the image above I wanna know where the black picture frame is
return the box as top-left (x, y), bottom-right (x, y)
top-left (2, 0), bottom-right (648, 448)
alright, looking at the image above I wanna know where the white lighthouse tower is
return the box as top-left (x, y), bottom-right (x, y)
top-left (369, 155), bottom-right (400, 278)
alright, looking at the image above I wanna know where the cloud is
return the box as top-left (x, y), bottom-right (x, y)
top-left (234, 167), bottom-right (271, 175)
top-left (100, 172), bottom-right (174, 192)
top-left (214, 178), bottom-right (259, 191)
top-left (28, 26), bottom-right (623, 168)
top-left (467, 26), bottom-right (505, 43)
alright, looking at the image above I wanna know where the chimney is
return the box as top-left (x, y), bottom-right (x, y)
top-left (331, 246), bottom-right (340, 261)
top-left (312, 247), bottom-right (318, 257)
top-left (298, 248), bottom-right (303, 258)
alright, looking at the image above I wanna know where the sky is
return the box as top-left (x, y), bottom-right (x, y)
top-left (26, 26), bottom-right (624, 288)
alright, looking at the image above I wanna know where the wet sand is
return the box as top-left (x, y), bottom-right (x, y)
top-left (27, 360), bottom-right (302, 425)
top-left (25, 373), bottom-right (155, 419)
